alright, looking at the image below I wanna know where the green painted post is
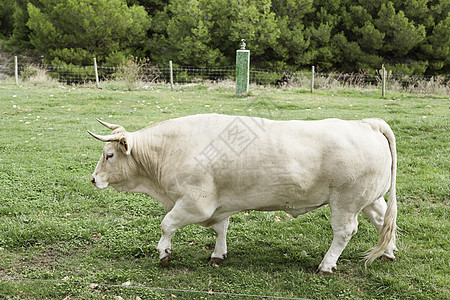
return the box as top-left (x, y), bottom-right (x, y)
top-left (236, 39), bottom-right (250, 95)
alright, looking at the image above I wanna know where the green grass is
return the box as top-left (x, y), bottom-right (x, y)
top-left (0, 82), bottom-right (449, 299)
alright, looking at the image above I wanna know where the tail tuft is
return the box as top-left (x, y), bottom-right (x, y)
top-left (363, 119), bottom-right (397, 266)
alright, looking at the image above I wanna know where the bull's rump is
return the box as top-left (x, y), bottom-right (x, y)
top-left (153, 114), bottom-right (392, 214)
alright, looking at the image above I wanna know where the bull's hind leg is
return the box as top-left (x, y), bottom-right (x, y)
top-left (317, 208), bottom-right (359, 275)
top-left (210, 217), bottom-right (230, 264)
top-left (362, 197), bottom-right (396, 260)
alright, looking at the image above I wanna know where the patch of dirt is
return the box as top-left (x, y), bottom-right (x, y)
top-left (1, 244), bottom-right (94, 277)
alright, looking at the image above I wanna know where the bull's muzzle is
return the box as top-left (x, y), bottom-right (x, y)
top-left (90, 174), bottom-right (108, 189)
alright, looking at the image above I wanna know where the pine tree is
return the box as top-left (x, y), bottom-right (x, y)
top-left (427, 14), bottom-right (450, 73)
top-left (26, 0), bottom-right (150, 65)
top-left (147, 0), bottom-right (279, 67)
top-left (0, 0), bottom-right (15, 38)
top-left (375, 2), bottom-right (426, 56)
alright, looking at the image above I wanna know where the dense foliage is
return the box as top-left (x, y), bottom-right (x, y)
top-left (1, 0), bottom-right (449, 75)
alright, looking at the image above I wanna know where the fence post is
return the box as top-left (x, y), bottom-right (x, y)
top-left (382, 65), bottom-right (386, 97)
top-left (311, 66), bottom-right (315, 93)
top-left (15, 56), bottom-right (19, 85)
top-left (93, 58), bottom-right (99, 89)
top-left (169, 60), bottom-right (173, 89)
top-left (236, 39), bottom-right (250, 95)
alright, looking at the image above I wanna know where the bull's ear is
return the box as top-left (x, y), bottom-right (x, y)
top-left (119, 133), bottom-right (133, 155)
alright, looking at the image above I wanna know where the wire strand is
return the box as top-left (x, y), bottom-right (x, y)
top-left (0, 276), bottom-right (309, 299)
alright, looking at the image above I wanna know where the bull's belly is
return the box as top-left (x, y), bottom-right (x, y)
top-left (205, 192), bottom-right (327, 225)
top-left (255, 203), bottom-right (327, 218)
top-left (212, 169), bottom-right (390, 219)
top-left (216, 183), bottom-right (331, 214)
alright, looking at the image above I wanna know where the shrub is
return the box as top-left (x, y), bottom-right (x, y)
top-left (114, 56), bottom-right (160, 90)
top-left (21, 64), bottom-right (54, 84)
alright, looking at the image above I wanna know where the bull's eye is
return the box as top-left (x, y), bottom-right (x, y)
top-left (106, 153), bottom-right (114, 160)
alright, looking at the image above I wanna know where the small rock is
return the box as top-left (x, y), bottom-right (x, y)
top-left (89, 283), bottom-right (99, 289)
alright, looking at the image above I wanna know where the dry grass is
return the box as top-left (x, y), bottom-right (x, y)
top-left (114, 56), bottom-right (161, 91)
top-left (1, 57), bottom-right (448, 95)
top-left (308, 72), bottom-right (449, 95)
top-left (389, 75), bottom-right (449, 94)
top-left (21, 64), bottom-right (57, 84)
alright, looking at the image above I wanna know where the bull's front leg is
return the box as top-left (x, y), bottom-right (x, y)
top-left (157, 212), bottom-right (179, 267)
top-left (157, 196), bottom-right (217, 267)
top-left (210, 217), bottom-right (230, 264)
top-left (157, 204), bottom-right (197, 266)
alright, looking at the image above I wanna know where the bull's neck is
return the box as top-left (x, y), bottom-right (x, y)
top-left (130, 130), bottom-right (164, 185)
top-left (129, 127), bottom-right (182, 211)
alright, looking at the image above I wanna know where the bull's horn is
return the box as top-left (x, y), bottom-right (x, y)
top-left (87, 130), bottom-right (123, 142)
top-left (96, 118), bottom-right (124, 131)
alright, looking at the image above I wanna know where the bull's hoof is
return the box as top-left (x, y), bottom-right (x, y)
top-left (210, 254), bottom-right (227, 267)
top-left (316, 269), bottom-right (333, 276)
top-left (381, 255), bottom-right (395, 262)
top-left (316, 264), bottom-right (336, 276)
top-left (161, 249), bottom-right (172, 267)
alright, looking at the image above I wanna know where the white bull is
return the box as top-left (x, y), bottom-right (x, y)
top-left (88, 114), bottom-right (397, 274)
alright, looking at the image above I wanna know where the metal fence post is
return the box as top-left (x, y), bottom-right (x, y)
top-left (15, 56), bottom-right (19, 85)
top-left (169, 60), bottom-right (173, 89)
top-left (311, 66), bottom-right (315, 93)
top-left (382, 65), bottom-right (386, 97)
top-left (93, 58), bottom-right (99, 89)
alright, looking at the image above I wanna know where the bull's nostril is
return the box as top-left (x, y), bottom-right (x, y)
top-left (91, 177), bottom-right (96, 184)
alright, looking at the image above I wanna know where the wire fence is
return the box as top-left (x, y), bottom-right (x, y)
top-left (2, 59), bottom-right (449, 94)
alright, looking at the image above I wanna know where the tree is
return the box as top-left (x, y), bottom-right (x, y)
top-left (147, 0), bottom-right (279, 67)
top-left (6, 0), bottom-right (38, 51)
top-left (127, 0), bottom-right (169, 15)
top-left (375, 2), bottom-right (426, 56)
top-left (426, 14), bottom-right (450, 73)
top-left (0, 0), bottom-right (15, 38)
top-left (164, 0), bottom-right (227, 66)
top-left (356, 21), bottom-right (385, 51)
top-left (270, 0), bottom-right (314, 69)
top-left (26, 0), bottom-right (150, 65)
top-left (3, 0), bottom-right (448, 75)
top-left (338, 5), bottom-right (385, 71)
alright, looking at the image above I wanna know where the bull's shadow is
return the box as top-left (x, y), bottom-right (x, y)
top-left (141, 211), bottom-right (338, 273)
top-left (91, 208), bottom-right (374, 275)
top-left (146, 237), bottom-right (322, 274)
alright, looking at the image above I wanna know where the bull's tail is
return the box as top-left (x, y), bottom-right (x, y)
top-left (363, 119), bottom-right (397, 265)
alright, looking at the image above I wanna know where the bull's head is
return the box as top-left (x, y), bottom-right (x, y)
top-left (88, 119), bottom-right (136, 190)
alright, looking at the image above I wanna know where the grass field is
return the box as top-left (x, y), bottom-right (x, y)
top-left (0, 81), bottom-right (448, 299)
